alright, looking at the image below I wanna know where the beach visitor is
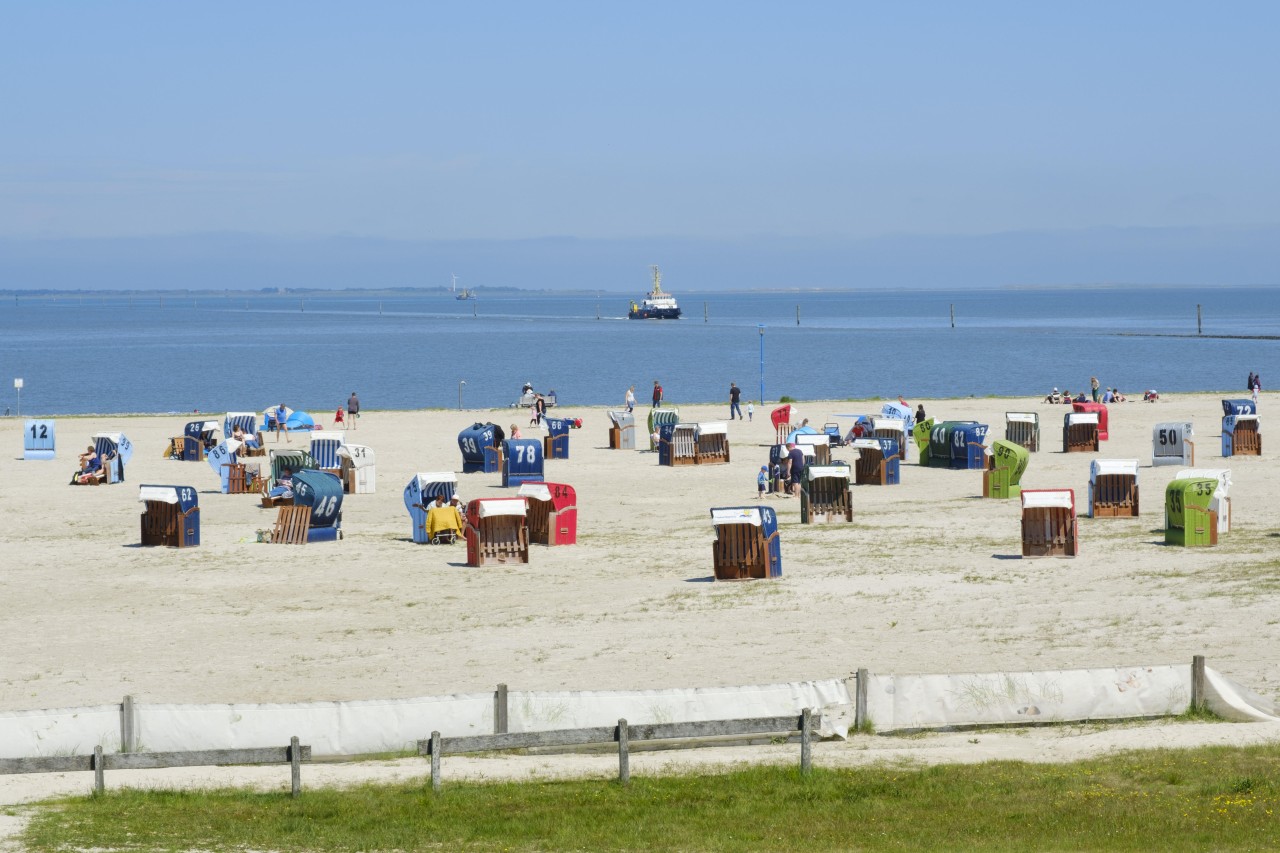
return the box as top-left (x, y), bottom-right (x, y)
top-left (269, 467), bottom-right (294, 499)
top-left (770, 461), bottom-right (783, 493)
top-left (650, 428), bottom-right (661, 448)
top-left (729, 382), bottom-right (742, 420)
top-left (273, 403), bottom-right (290, 443)
top-left (652, 380), bottom-right (663, 409)
top-left (347, 392), bottom-right (359, 430)
top-left (1091, 376), bottom-right (1100, 403)
top-left (529, 394), bottom-right (547, 426)
top-left (1248, 371), bottom-right (1256, 392)
top-left (757, 466), bottom-right (768, 500)
top-left (746, 402), bottom-right (754, 421)
top-left (334, 408), bottom-right (345, 427)
top-left (72, 444), bottom-right (101, 484)
top-left (625, 385), bottom-right (636, 413)
top-left (787, 442), bottom-right (805, 497)
top-left (1252, 374), bottom-right (1261, 406)
top-left (1144, 389), bottom-right (1159, 402)
top-left (916, 404), bottom-right (927, 422)
top-left (509, 423), bottom-right (522, 440)
top-left (1102, 388), bottom-right (1114, 403)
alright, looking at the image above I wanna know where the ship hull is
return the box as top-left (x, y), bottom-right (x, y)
top-left (629, 306), bottom-right (681, 320)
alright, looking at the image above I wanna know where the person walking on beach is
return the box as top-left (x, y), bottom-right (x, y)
top-left (625, 385), bottom-right (636, 413)
top-left (787, 442), bottom-right (805, 497)
top-left (1090, 377), bottom-right (1100, 403)
top-left (652, 380), bottom-right (663, 409)
top-left (747, 402), bottom-right (754, 422)
top-left (729, 382), bottom-right (742, 420)
top-left (757, 465), bottom-right (768, 500)
top-left (1252, 373), bottom-right (1261, 407)
top-left (347, 392), bottom-right (359, 430)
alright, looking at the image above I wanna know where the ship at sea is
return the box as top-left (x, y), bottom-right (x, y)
top-left (628, 265), bottom-right (681, 320)
top-left (451, 274), bottom-right (476, 301)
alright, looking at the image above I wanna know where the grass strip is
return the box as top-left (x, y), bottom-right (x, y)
top-left (21, 743), bottom-right (1280, 852)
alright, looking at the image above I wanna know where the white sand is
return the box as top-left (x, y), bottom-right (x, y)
top-left (1, 392), bottom-right (1277, 812)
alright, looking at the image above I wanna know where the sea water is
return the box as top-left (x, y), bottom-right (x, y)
top-left (1, 286), bottom-right (1276, 416)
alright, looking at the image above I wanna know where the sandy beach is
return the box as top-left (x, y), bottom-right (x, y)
top-left (1, 392), bottom-right (1277, 809)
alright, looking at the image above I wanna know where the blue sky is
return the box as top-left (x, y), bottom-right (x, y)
top-left (2, 3), bottom-right (1278, 288)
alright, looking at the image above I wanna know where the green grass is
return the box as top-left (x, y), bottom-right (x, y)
top-left (22, 743), bottom-right (1280, 851)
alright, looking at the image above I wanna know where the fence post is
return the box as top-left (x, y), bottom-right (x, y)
top-left (800, 708), bottom-right (812, 775)
top-left (290, 736), bottom-right (301, 798)
top-left (617, 719), bottom-right (630, 786)
top-left (430, 731), bottom-right (442, 793)
top-left (94, 745), bottom-right (105, 795)
top-left (855, 668), bottom-right (869, 731)
top-left (121, 695), bottom-right (137, 753)
top-left (1191, 655), bottom-right (1206, 712)
top-left (494, 683), bottom-right (508, 734)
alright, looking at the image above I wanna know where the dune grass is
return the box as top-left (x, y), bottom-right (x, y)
top-left (22, 743), bottom-right (1280, 851)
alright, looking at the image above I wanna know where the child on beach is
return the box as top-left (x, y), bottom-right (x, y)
top-left (757, 466), bottom-right (768, 500)
top-left (747, 402), bottom-right (754, 421)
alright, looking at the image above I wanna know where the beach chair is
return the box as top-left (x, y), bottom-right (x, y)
top-left (260, 449), bottom-right (319, 507)
top-left (224, 413), bottom-right (265, 456)
top-left (1021, 489), bottom-right (1079, 557)
top-left (178, 420), bottom-right (218, 461)
top-left (1152, 422), bottom-right (1195, 467)
top-left (204, 438), bottom-right (256, 494)
top-left (770, 404), bottom-right (797, 444)
top-left (1164, 478), bottom-right (1219, 547)
top-left (693, 422), bottom-right (730, 465)
top-left (872, 416), bottom-right (909, 463)
top-left (852, 438), bottom-right (900, 486)
top-left (1221, 401), bottom-right (1261, 457)
top-left (661, 423), bottom-right (698, 466)
top-left (1005, 412), bottom-right (1040, 452)
top-left (518, 482), bottom-right (578, 545)
top-left (800, 465), bottom-right (852, 523)
top-left (912, 418), bottom-right (936, 466)
top-left (501, 438), bottom-right (544, 487)
top-left (459, 422), bottom-right (503, 473)
top-left (710, 506), bottom-right (781, 580)
top-left (404, 472), bottom-right (458, 543)
top-left (880, 403), bottom-right (916, 460)
top-left (465, 497), bottom-right (530, 566)
top-left (309, 431), bottom-right (347, 479)
top-left (336, 444), bottom-right (376, 494)
top-left (138, 484), bottom-right (200, 548)
top-left (92, 433), bottom-right (133, 484)
top-left (792, 432), bottom-right (828, 465)
top-left (1063, 412), bottom-right (1100, 453)
top-left (983, 439), bottom-right (1028, 499)
top-left (1088, 459), bottom-right (1139, 517)
top-left (544, 417), bottom-right (571, 460)
top-left (23, 419), bottom-right (56, 461)
top-left (822, 422), bottom-right (846, 447)
top-left (607, 410), bottom-right (636, 449)
top-left (1174, 468), bottom-right (1232, 534)
top-left (1071, 402), bottom-right (1109, 440)
top-left (287, 469), bottom-right (343, 543)
top-left (647, 408), bottom-right (679, 451)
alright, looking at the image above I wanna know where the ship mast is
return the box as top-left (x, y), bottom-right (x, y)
top-left (651, 265), bottom-right (663, 295)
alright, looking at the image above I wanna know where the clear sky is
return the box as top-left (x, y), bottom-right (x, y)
top-left (2, 3), bottom-right (1278, 289)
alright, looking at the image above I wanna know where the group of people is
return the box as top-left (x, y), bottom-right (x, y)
top-left (1044, 386), bottom-right (1128, 404)
top-left (334, 392), bottom-right (360, 429)
top-left (1247, 372), bottom-right (1262, 405)
top-left (757, 442), bottom-right (806, 499)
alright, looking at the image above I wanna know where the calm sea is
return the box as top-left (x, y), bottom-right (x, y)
top-left (1, 287), bottom-right (1276, 416)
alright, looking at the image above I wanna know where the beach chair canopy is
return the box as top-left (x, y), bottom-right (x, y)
top-left (711, 506), bottom-right (764, 526)
top-left (1175, 468), bottom-right (1231, 498)
top-left (696, 422), bottom-right (729, 437)
top-left (1090, 458), bottom-right (1139, 482)
top-left (771, 405), bottom-right (796, 428)
top-left (92, 433), bottom-right (134, 464)
top-left (607, 410), bottom-right (634, 428)
top-left (879, 403), bottom-right (915, 431)
top-left (268, 448), bottom-right (318, 484)
top-left (793, 432), bottom-right (829, 447)
top-left (225, 412), bottom-right (258, 435)
top-left (475, 497), bottom-right (527, 518)
top-left (138, 484), bottom-right (198, 512)
top-left (205, 438), bottom-right (244, 476)
top-left (806, 464), bottom-right (850, 483)
top-left (786, 424), bottom-right (818, 442)
top-left (184, 420), bottom-right (220, 440)
top-left (1066, 411), bottom-right (1099, 426)
top-left (1165, 478), bottom-right (1218, 526)
top-left (293, 469), bottom-right (343, 528)
top-left (336, 444), bottom-right (375, 468)
top-left (990, 439), bottom-right (1030, 478)
top-left (404, 472), bottom-right (457, 512)
top-left (1021, 489), bottom-right (1074, 510)
top-left (1222, 399), bottom-right (1256, 417)
top-left (517, 481), bottom-right (576, 508)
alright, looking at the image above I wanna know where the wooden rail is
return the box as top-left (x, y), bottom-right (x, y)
top-left (419, 711), bottom-right (820, 791)
top-left (0, 739), bottom-right (311, 797)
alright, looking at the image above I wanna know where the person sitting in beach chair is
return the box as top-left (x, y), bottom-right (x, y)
top-left (231, 423), bottom-right (259, 450)
top-left (426, 493), bottom-right (464, 544)
top-left (267, 467), bottom-right (295, 500)
top-left (72, 445), bottom-right (102, 484)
